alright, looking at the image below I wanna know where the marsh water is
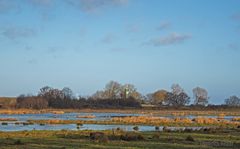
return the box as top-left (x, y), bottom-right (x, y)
top-left (0, 112), bottom-right (235, 131)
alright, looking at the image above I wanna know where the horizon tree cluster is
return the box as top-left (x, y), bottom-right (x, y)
top-left (15, 80), bottom-right (239, 109)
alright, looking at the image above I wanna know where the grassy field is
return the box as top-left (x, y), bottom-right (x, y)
top-left (0, 128), bottom-right (239, 149)
top-left (0, 108), bottom-right (239, 148)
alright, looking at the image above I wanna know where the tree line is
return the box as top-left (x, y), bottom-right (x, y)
top-left (16, 81), bottom-right (240, 109)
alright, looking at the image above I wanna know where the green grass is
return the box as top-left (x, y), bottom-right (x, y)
top-left (0, 128), bottom-right (239, 149)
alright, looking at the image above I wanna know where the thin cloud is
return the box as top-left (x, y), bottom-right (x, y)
top-left (1, 27), bottom-right (36, 40)
top-left (126, 24), bottom-right (140, 33)
top-left (147, 33), bottom-right (191, 46)
top-left (25, 46), bottom-right (33, 51)
top-left (231, 13), bottom-right (240, 21)
top-left (111, 47), bottom-right (127, 51)
top-left (0, 0), bottom-right (17, 13)
top-left (66, 0), bottom-right (128, 13)
top-left (47, 46), bottom-right (59, 53)
top-left (101, 33), bottom-right (116, 44)
top-left (156, 22), bottom-right (171, 31)
top-left (26, 0), bottom-right (55, 21)
top-left (228, 43), bottom-right (239, 51)
top-left (27, 0), bottom-right (53, 7)
top-left (27, 58), bottom-right (38, 64)
top-left (1, 0), bottom-right (129, 16)
top-left (46, 46), bottom-right (65, 55)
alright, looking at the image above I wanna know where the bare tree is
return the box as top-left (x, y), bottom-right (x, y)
top-left (62, 87), bottom-right (74, 99)
top-left (91, 90), bottom-right (107, 99)
top-left (48, 89), bottom-right (65, 99)
top-left (39, 86), bottom-right (52, 97)
top-left (16, 95), bottom-right (48, 109)
top-left (164, 84), bottom-right (190, 106)
top-left (120, 84), bottom-right (142, 100)
top-left (193, 87), bottom-right (209, 106)
top-left (39, 86), bottom-right (64, 99)
top-left (151, 90), bottom-right (168, 105)
top-left (165, 92), bottom-right (190, 106)
top-left (104, 81), bottom-right (121, 99)
top-left (225, 96), bottom-right (240, 107)
top-left (171, 84), bottom-right (184, 95)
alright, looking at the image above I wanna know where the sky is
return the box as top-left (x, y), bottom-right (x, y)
top-left (0, 0), bottom-right (240, 104)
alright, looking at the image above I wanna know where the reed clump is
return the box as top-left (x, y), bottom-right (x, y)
top-left (232, 117), bottom-right (240, 121)
top-left (52, 111), bottom-right (65, 114)
top-left (76, 115), bottom-right (96, 118)
top-left (111, 116), bottom-right (240, 127)
top-left (0, 118), bottom-right (17, 121)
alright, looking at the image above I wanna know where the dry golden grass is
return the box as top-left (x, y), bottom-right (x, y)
top-left (25, 115), bottom-right (240, 127)
top-left (0, 108), bottom-right (240, 116)
top-left (51, 111), bottom-right (65, 114)
top-left (0, 118), bottom-right (17, 121)
top-left (76, 115), bottom-right (96, 118)
top-left (0, 109), bottom-right (39, 114)
top-left (217, 113), bottom-right (225, 119)
top-left (111, 116), bottom-right (240, 127)
top-left (232, 117), bottom-right (240, 121)
top-left (0, 109), bottom-right (66, 115)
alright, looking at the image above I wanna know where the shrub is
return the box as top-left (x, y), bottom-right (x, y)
top-left (202, 128), bottom-right (209, 132)
top-left (162, 126), bottom-right (167, 131)
top-left (23, 122), bottom-right (29, 126)
top-left (177, 128), bottom-right (184, 133)
top-left (114, 127), bottom-right (125, 134)
top-left (14, 139), bottom-right (23, 145)
top-left (100, 135), bottom-right (109, 143)
top-left (163, 126), bottom-right (171, 132)
top-left (200, 127), bottom-right (216, 133)
top-left (120, 133), bottom-right (144, 141)
top-left (133, 126), bottom-right (139, 131)
top-left (116, 127), bottom-right (121, 131)
top-left (76, 123), bottom-right (83, 126)
top-left (184, 128), bottom-right (193, 133)
top-left (137, 134), bottom-right (144, 140)
top-left (90, 132), bottom-right (109, 143)
top-left (208, 127), bottom-right (217, 133)
top-left (186, 135), bottom-right (194, 142)
top-left (2, 122), bottom-right (8, 125)
top-left (15, 122), bottom-right (20, 125)
top-left (152, 133), bottom-right (160, 140)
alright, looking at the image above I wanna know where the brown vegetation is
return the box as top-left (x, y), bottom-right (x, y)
top-left (26, 115), bottom-right (240, 128)
top-left (0, 118), bottom-right (17, 121)
top-left (52, 111), bottom-right (65, 114)
top-left (0, 97), bottom-right (16, 108)
top-left (232, 117), bottom-right (240, 121)
top-left (111, 116), bottom-right (240, 127)
top-left (76, 115), bottom-right (96, 118)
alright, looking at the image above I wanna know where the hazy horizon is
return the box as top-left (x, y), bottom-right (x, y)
top-left (1, 0), bottom-right (240, 104)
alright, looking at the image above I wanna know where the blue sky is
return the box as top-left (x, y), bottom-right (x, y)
top-left (0, 0), bottom-right (240, 104)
